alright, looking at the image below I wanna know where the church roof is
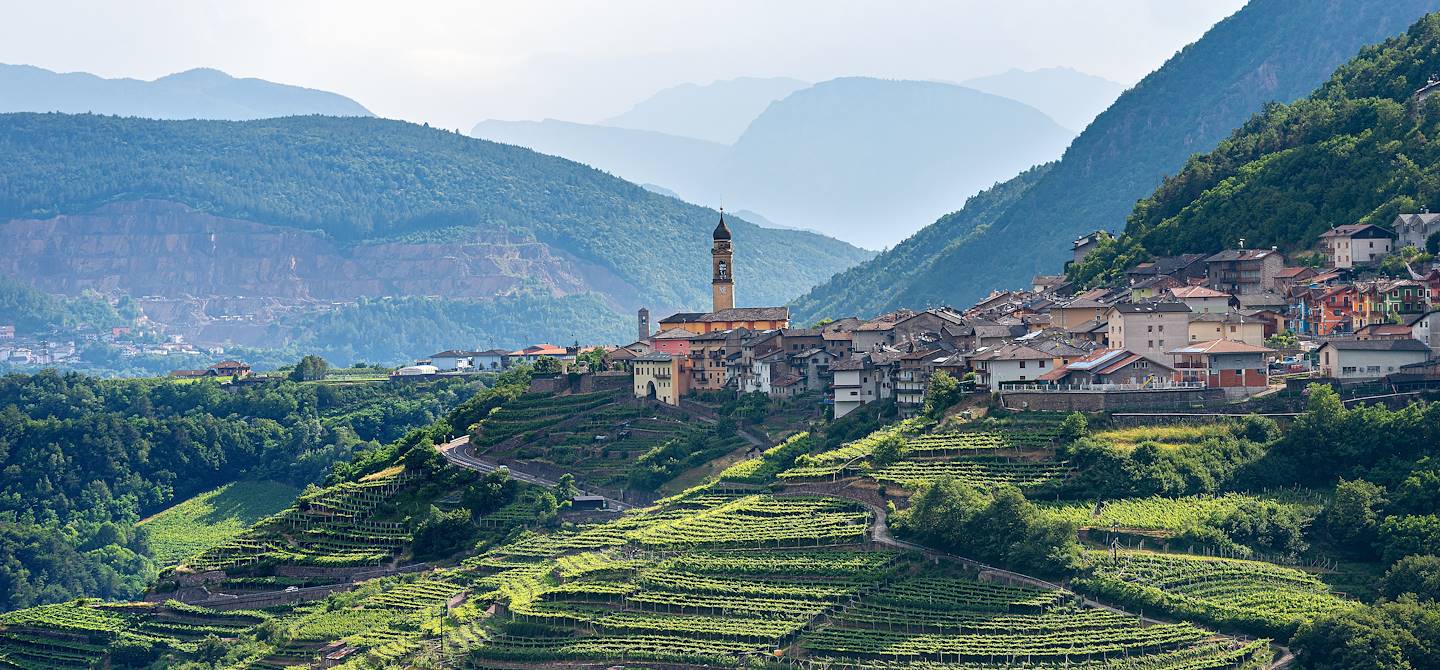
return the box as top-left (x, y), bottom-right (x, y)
top-left (713, 212), bottom-right (732, 240)
top-left (698, 307), bottom-right (789, 322)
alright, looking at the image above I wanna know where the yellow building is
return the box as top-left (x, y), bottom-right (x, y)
top-left (1187, 313), bottom-right (1267, 347)
top-left (632, 352), bottom-right (687, 405)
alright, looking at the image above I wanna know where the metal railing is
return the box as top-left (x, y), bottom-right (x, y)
top-left (1000, 381), bottom-right (1207, 393)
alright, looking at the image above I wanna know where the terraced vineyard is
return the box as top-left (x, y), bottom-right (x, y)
top-left (1078, 551), bottom-right (1358, 636)
top-left (472, 390), bottom-right (624, 448)
top-left (1040, 494), bottom-right (1323, 534)
top-left (870, 456), bottom-right (1073, 490)
top-left (180, 466), bottom-right (416, 575)
top-left (476, 390), bottom-right (748, 489)
top-left (0, 600), bottom-right (271, 670)
top-left (137, 480), bottom-right (301, 565)
top-left (799, 573), bottom-right (1267, 667)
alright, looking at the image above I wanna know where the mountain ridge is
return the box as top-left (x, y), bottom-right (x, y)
top-left (791, 0), bottom-right (1440, 321)
top-left (0, 63), bottom-right (373, 119)
top-left (0, 113), bottom-right (871, 354)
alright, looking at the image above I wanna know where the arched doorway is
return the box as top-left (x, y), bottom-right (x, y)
top-left (646, 380), bottom-right (658, 400)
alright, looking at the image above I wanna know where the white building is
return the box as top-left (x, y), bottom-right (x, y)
top-left (1319, 224), bottom-right (1395, 269)
top-left (1394, 212), bottom-right (1440, 251)
top-left (830, 354), bottom-right (897, 419)
top-left (1410, 310), bottom-right (1440, 352)
top-left (429, 350), bottom-right (471, 371)
top-left (1316, 339), bottom-right (1431, 380)
top-left (969, 343), bottom-right (1054, 388)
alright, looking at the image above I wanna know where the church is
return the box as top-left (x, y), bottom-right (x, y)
top-left (632, 212), bottom-right (790, 405)
top-left (654, 211), bottom-right (791, 335)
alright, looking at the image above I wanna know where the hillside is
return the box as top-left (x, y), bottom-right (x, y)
top-left (792, 0), bottom-right (1439, 320)
top-left (0, 65), bottom-right (372, 119)
top-left (600, 76), bottom-right (809, 144)
top-left (471, 118), bottom-right (726, 201)
top-left (0, 114), bottom-right (871, 353)
top-left (961, 66), bottom-right (1125, 133)
top-left (1071, 12), bottom-right (1440, 282)
top-left (5, 377), bottom-right (1440, 666)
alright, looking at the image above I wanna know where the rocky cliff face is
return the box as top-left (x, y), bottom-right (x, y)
top-left (0, 200), bottom-right (641, 307)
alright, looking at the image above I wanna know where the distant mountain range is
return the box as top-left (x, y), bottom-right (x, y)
top-left (960, 67), bottom-right (1125, 133)
top-left (473, 118), bottom-right (726, 201)
top-left (601, 76), bottom-right (809, 144)
top-left (0, 113), bottom-right (871, 360)
top-left (474, 77), bottom-right (1078, 249)
top-left (0, 64), bottom-right (372, 119)
top-left (789, 0), bottom-right (1440, 321)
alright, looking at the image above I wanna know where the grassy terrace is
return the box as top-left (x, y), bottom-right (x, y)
top-left (137, 480), bottom-right (301, 566)
top-left (178, 467), bottom-right (416, 575)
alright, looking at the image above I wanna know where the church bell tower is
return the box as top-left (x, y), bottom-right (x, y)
top-left (711, 210), bottom-right (734, 312)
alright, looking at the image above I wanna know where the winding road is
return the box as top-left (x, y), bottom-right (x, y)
top-left (438, 435), bottom-right (634, 511)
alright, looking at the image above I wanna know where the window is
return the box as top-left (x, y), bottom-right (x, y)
top-left (1019, 361), bottom-right (1026, 369)
top-left (1148, 340), bottom-right (1154, 348)
top-left (1158, 325), bottom-right (1164, 332)
top-left (1039, 360), bottom-right (1048, 368)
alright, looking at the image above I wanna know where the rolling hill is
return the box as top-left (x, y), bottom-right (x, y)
top-left (791, 0), bottom-right (1440, 321)
top-left (960, 66), bottom-right (1126, 133)
top-left (476, 77), bottom-right (1074, 248)
top-left (0, 64), bottom-right (372, 119)
top-left (471, 118), bottom-right (726, 202)
top-left (599, 75), bottom-right (809, 144)
top-left (716, 77), bottom-right (1073, 249)
top-left (0, 113), bottom-right (871, 356)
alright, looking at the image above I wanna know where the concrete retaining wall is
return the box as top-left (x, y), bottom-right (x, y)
top-left (1000, 388), bottom-right (1226, 412)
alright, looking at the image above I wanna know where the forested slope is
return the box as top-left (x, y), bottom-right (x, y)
top-left (1072, 12), bottom-right (1440, 284)
top-left (0, 113), bottom-right (871, 315)
top-left (793, 0), bottom-right (1438, 320)
top-left (0, 371), bottom-right (486, 610)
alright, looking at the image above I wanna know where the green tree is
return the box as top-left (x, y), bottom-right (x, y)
top-left (532, 356), bottom-right (563, 375)
top-left (1290, 598), bottom-right (1440, 670)
top-left (1382, 555), bottom-right (1440, 603)
top-left (922, 370), bottom-right (964, 419)
top-left (870, 433), bottom-right (904, 467)
top-left (1324, 479), bottom-right (1388, 550)
top-left (1265, 330), bottom-right (1300, 350)
top-left (1428, 230), bottom-right (1440, 255)
top-left (1057, 412), bottom-right (1089, 445)
top-left (554, 473), bottom-right (579, 502)
top-left (289, 355), bottom-right (329, 382)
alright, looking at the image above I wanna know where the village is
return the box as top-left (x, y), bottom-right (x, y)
top-left (332, 211), bottom-right (1438, 416)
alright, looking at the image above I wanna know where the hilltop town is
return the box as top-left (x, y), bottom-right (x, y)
top-left (373, 210), bottom-right (1439, 418)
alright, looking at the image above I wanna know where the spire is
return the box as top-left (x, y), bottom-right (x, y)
top-left (713, 208), bottom-right (732, 241)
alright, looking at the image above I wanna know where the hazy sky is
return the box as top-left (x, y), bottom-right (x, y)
top-left (1, 1), bottom-right (1247, 131)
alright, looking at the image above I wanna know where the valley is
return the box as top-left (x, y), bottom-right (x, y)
top-left (5, 2), bottom-right (1440, 668)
